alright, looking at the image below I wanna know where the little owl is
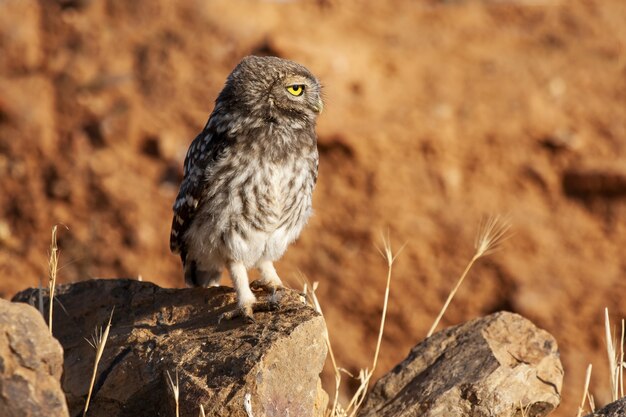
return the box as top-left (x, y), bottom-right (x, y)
top-left (170, 56), bottom-right (323, 320)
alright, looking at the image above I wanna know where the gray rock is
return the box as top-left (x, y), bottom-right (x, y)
top-left (0, 298), bottom-right (68, 417)
top-left (358, 311), bottom-right (563, 417)
top-left (585, 397), bottom-right (626, 417)
top-left (14, 279), bottom-right (328, 417)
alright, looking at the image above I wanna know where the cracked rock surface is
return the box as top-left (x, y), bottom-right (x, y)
top-left (0, 298), bottom-right (68, 417)
top-left (358, 311), bottom-right (563, 417)
top-left (14, 279), bottom-right (327, 417)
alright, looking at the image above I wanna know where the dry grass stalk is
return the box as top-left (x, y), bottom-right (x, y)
top-left (427, 215), bottom-right (511, 338)
top-left (578, 309), bottom-right (626, 415)
top-left (605, 308), bottom-right (621, 401)
top-left (199, 404), bottom-right (206, 417)
top-left (587, 391), bottom-right (595, 412)
top-left (576, 364), bottom-right (593, 417)
top-left (618, 319), bottom-right (624, 398)
top-left (166, 369), bottom-right (180, 417)
top-left (372, 231), bottom-right (404, 377)
top-left (342, 232), bottom-right (404, 415)
top-left (83, 308), bottom-right (114, 417)
top-left (303, 279), bottom-right (342, 416)
top-left (48, 225), bottom-right (60, 334)
top-left (306, 232), bottom-right (402, 417)
top-left (518, 401), bottom-right (532, 417)
top-left (604, 308), bottom-right (626, 402)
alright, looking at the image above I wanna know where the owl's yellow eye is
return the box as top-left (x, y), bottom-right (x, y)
top-left (286, 84), bottom-right (305, 96)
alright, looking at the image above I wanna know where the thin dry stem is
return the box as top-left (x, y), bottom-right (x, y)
top-left (605, 308), bottom-right (619, 401)
top-left (518, 401), bottom-right (532, 417)
top-left (588, 393), bottom-right (595, 412)
top-left (304, 278), bottom-right (342, 416)
top-left (48, 226), bottom-right (59, 335)
top-left (427, 216), bottom-right (510, 338)
top-left (344, 369), bottom-right (369, 415)
top-left (344, 231), bottom-right (403, 417)
top-left (199, 404), bottom-right (206, 417)
top-left (618, 319), bottom-right (624, 398)
top-left (166, 369), bottom-right (180, 417)
top-left (306, 231), bottom-right (402, 417)
top-left (576, 364), bottom-right (593, 417)
top-left (83, 308), bottom-right (114, 417)
top-left (371, 231), bottom-right (404, 375)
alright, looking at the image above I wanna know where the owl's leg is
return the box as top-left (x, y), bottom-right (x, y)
top-left (219, 261), bottom-right (282, 323)
top-left (227, 261), bottom-right (256, 319)
top-left (253, 260), bottom-right (284, 290)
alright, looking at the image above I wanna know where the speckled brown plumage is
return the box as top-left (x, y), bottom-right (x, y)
top-left (170, 55), bottom-right (323, 318)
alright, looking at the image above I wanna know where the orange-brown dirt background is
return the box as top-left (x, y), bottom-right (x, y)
top-left (1, 0), bottom-right (625, 414)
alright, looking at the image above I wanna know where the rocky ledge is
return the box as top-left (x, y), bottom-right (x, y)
top-left (13, 279), bottom-right (327, 417)
top-left (3, 279), bottom-right (567, 417)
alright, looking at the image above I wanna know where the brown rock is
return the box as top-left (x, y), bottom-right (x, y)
top-left (584, 397), bottom-right (626, 417)
top-left (14, 279), bottom-right (328, 417)
top-left (358, 311), bottom-right (563, 417)
top-left (0, 298), bottom-right (68, 417)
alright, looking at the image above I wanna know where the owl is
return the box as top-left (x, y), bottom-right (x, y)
top-left (170, 56), bottom-right (323, 320)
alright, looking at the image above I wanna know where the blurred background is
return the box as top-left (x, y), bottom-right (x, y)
top-left (1, 0), bottom-right (625, 414)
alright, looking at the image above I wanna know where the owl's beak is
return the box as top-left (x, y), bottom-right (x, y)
top-left (313, 98), bottom-right (324, 114)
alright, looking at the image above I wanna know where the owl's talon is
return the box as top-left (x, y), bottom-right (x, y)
top-left (256, 300), bottom-right (280, 313)
top-left (250, 280), bottom-right (283, 293)
top-left (218, 300), bottom-right (280, 324)
top-left (218, 307), bottom-right (255, 324)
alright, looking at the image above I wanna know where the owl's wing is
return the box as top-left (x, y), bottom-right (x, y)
top-left (169, 126), bottom-right (228, 259)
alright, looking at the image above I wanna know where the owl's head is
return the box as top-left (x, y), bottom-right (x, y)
top-left (217, 56), bottom-right (323, 128)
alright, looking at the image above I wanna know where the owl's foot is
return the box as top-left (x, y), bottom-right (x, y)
top-left (220, 261), bottom-right (284, 323)
top-left (255, 260), bottom-right (284, 291)
top-left (218, 297), bottom-right (281, 323)
top-left (250, 279), bottom-right (284, 293)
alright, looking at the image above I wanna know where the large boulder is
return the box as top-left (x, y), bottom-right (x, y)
top-left (0, 298), bottom-right (68, 417)
top-left (358, 311), bottom-right (563, 417)
top-left (14, 279), bottom-right (328, 417)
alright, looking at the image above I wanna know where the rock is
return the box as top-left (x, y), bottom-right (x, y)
top-left (585, 397), bottom-right (626, 417)
top-left (0, 298), bottom-right (68, 417)
top-left (357, 311), bottom-right (563, 417)
top-left (13, 279), bottom-right (328, 417)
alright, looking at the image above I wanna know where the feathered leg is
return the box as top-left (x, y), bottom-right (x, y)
top-left (219, 261), bottom-right (281, 322)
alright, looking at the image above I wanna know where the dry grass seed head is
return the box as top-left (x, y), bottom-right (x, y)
top-left (474, 215), bottom-right (512, 258)
top-left (427, 215), bottom-right (511, 338)
top-left (83, 308), bottom-right (114, 417)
